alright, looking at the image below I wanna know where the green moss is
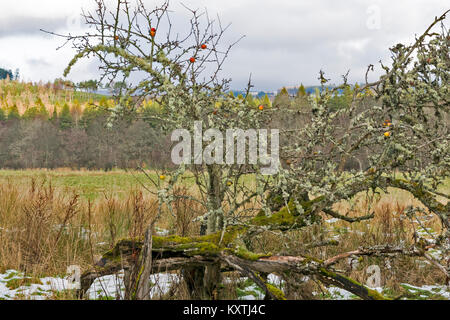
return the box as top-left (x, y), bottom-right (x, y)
top-left (266, 283), bottom-right (286, 300)
top-left (266, 193), bottom-right (285, 211)
top-left (103, 231), bottom-right (240, 262)
top-left (366, 287), bottom-right (390, 300)
top-left (131, 264), bottom-right (146, 300)
top-left (252, 200), bottom-right (299, 229)
top-left (175, 241), bottom-right (221, 256)
top-left (300, 195), bottom-right (325, 214)
top-left (302, 255), bottom-right (323, 264)
top-left (102, 238), bottom-right (142, 262)
top-left (234, 247), bottom-right (271, 261)
top-left (152, 235), bottom-right (194, 247)
top-left (251, 196), bottom-right (325, 230)
top-left (3, 271), bottom-right (21, 280)
top-left (152, 226), bottom-right (244, 249)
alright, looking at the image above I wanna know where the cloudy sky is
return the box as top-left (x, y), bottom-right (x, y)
top-left (0, 0), bottom-right (448, 91)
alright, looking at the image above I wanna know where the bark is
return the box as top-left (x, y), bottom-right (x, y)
top-left (202, 165), bottom-right (225, 299)
top-left (133, 226), bottom-right (154, 300)
top-left (181, 266), bottom-right (205, 299)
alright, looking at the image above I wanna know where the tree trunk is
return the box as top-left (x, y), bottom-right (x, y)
top-left (203, 165), bottom-right (224, 299)
top-left (124, 224), bottom-right (154, 300)
top-left (182, 267), bottom-right (205, 299)
top-left (134, 225), bottom-right (154, 299)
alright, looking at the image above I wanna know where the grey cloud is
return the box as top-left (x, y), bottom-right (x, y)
top-left (26, 58), bottom-right (51, 67)
top-left (0, 16), bottom-right (68, 38)
top-left (1, 0), bottom-right (448, 90)
top-left (197, 1), bottom-right (449, 90)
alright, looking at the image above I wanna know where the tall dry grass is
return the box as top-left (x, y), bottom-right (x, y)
top-left (0, 180), bottom-right (154, 277)
top-left (0, 178), bottom-right (207, 277)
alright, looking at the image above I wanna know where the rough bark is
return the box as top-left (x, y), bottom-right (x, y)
top-left (133, 226), bottom-right (154, 300)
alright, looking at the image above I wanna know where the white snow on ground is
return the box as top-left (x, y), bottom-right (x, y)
top-left (0, 270), bottom-right (71, 300)
top-left (87, 272), bottom-right (283, 300)
top-left (1, 269), bottom-right (448, 300)
top-left (326, 286), bottom-right (383, 300)
top-left (87, 272), bottom-right (284, 300)
top-left (327, 284), bottom-right (450, 300)
top-left (236, 274), bottom-right (285, 300)
top-left (400, 283), bottom-right (450, 299)
top-left (85, 271), bottom-right (125, 300)
top-left (86, 271), bottom-right (182, 299)
top-left (0, 269), bottom-right (180, 300)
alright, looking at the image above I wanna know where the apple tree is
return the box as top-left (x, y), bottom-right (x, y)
top-left (49, 1), bottom-right (449, 300)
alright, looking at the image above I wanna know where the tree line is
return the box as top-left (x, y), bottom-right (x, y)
top-left (0, 79), bottom-right (373, 171)
top-left (0, 99), bottom-right (170, 170)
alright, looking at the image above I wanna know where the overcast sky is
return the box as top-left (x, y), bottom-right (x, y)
top-left (0, 0), bottom-right (448, 91)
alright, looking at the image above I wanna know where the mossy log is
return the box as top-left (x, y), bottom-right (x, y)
top-left (79, 232), bottom-right (393, 300)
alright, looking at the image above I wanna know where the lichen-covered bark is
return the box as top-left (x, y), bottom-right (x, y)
top-left (382, 177), bottom-right (449, 230)
top-left (79, 234), bottom-right (393, 300)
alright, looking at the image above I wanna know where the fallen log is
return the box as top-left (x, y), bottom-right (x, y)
top-left (78, 233), bottom-right (406, 300)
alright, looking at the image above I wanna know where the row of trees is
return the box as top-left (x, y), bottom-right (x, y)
top-left (0, 102), bottom-right (169, 170)
top-left (0, 68), bottom-right (13, 81)
top-left (0, 83), bottom-right (370, 171)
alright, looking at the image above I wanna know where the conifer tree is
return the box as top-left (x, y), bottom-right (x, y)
top-left (279, 87), bottom-right (289, 96)
top-left (245, 93), bottom-right (256, 107)
top-left (7, 104), bottom-right (20, 120)
top-left (262, 93), bottom-right (271, 108)
top-left (59, 103), bottom-right (73, 129)
top-left (50, 106), bottom-right (58, 123)
top-left (0, 108), bottom-right (5, 121)
top-left (296, 84), bottom-right (307, 97)
top-left (273, 87), bottom-right (291, 108)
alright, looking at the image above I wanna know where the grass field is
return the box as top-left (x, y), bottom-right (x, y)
top-left (0, 169), bottom-right (159, 200)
